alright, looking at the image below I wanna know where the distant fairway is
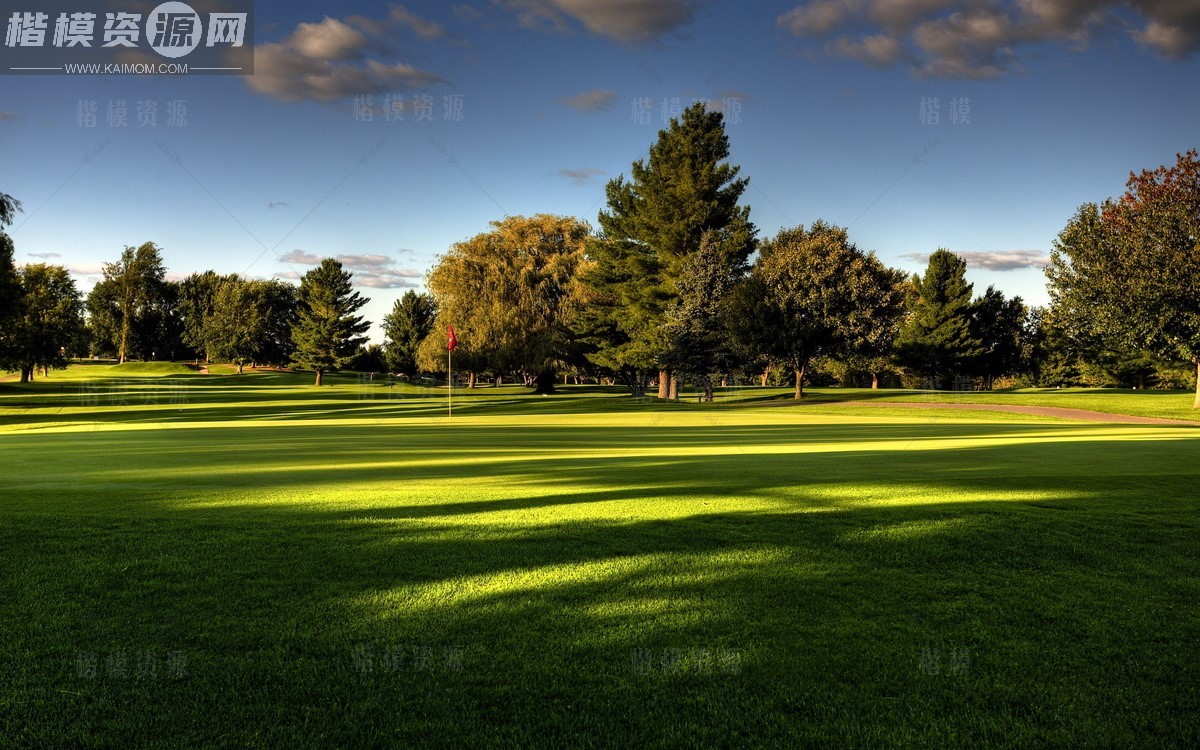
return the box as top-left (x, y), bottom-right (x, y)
top-left (2, 368), bottom-right (1198, 746)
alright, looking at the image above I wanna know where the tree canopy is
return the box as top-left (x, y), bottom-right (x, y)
top-left (423, 214), bottom-right (592, 393)
top-left (585, 102), bottom-right (755, 396)
top-left (895, 249), bottom-right (982, 387)
top-left (729, 221), bottom-right (905, 399)
top-left (1047, 150), bottom-right (1200, 405)
top-left (291, 259), bottom-right (370, 385)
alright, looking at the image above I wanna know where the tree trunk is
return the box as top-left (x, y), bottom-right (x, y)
top-left (468, 371), bottom-right (476, 389)
top-left (118, 314), bottom-right (129, 364)
top-left (563, 373), bottom-right (569, 385)
top-left (761, 368), bottom-right (769, 387)
top-left (533, 370), bottom-right (556, 395)
top-left (794, 366), bottom-right (805, 400)
top-left (1194, 359), bottom-right (1200, 409)
top-left (658, 369), bottom-right (670, 399)
top-left (496, 375), bottom-right (503, 387)
top-left (668, 375), bottom-right (678, 401)
top-left (703, 379), bottom-right (714, 403)
top-left (19, 365), bottom-right (30, 383)
top-left (871, 372), bottom-right (879, 389)
top-left (236, 362), bottom-right (244, 375)
top-left (314, 369), bottom-right (323, 386)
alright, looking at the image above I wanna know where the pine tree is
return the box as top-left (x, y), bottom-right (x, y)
top-left (585, 102), bottom-right (755, 396)
top-left (291, 259), bottom-right (370, 386)
top-left (896, 249), bottom-right (982, 388)
top-left (382, 290), bottom-right (436, 376)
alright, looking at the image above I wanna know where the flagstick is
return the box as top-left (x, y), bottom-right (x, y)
top-left (447, 348), bottom-right (452, 418)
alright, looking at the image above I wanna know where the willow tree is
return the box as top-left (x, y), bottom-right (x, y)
top-left (423, 214), bottom-right (592, 394)
top-left (585, 102), bottom-right (755, 397)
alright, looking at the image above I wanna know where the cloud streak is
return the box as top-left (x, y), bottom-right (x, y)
top-left (900, 249), bottom-right (1051, 271)
top-left (559, 167), bottom-right (606, 185)
top-left (560, 89), bottom-right (620, 112)
top-left (778, 0), bottom-right (1200, 78)
top-left (500, 0), bottom-right (697, 43)
top-left (277, 250), bottom-right (423, 289)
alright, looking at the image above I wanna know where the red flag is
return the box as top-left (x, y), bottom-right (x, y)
top-left (447, 325), bottom-right (457, 352)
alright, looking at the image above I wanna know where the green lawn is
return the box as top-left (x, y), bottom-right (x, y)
top-left (2, 368), bottom-right (1198, 747)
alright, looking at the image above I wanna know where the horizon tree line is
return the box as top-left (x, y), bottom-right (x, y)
top-left (2, 115), bottom-right (1196, 404)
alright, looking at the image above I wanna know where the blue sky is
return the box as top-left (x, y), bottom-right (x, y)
top-left (2, 0), bottom-right (1198, 341)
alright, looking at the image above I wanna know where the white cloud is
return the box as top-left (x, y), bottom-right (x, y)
top-left (26, 252), bottom-right (61, 259)
top-left (560, 89), bottom-right (619, 112)
top-left (246, 12), bottom-right (446, 102)
top-left (280, 249), bottom-right (324, 265)
top-left (64, 262), bottom-right (105, 277)
top-left (278, 251), bottom-right (424, 288)
top-left (900, 249), bottom-right (1051, 270)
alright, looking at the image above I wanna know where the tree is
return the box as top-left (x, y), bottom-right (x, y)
top-left (255, 279), bottom-right (299, 367)
top-left (382, 290), bottom-right (436, 376)
top-left (291, 258), bottom-right (370, 385)
top-left (91, 242), bottom-right (169, 363)
top-left (660, 229), bottom-right (747, 401)
top-left (349, 344), bottom-right (387, 373)
top-left (424, 214), bottom-right (593, 394)
top-left (844, 264), bottom-right (909, 389)
top-left (969, 286), bottom-right (1029, 389)
top-left (0, 232), bottom-right (22, 369)
top-left (11, 264), bottom-right (85, 382)
top-left (178, 271), bottom-right (235, 362)
top-left (207, 277), bottom-right (263, 374)
top-left (1047, 151), bottom-right (1200, 406)
top-left (0, 194), bottom-right (23, 368)
top-left (729, 222), bottom-right (903, 399)
top-left (895, 249), bottom-right (982, 388)
top-left (585, 102), bottom-right (755, 397)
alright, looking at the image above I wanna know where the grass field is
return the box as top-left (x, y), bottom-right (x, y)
top-left (2, 366), bottom-right (1198, 747)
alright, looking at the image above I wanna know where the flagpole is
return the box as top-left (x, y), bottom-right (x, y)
top-left (446, 325), bottom-right (456, 419)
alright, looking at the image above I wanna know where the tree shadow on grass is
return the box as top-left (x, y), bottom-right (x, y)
top-left (2, 422), bottom-right (1198, 746)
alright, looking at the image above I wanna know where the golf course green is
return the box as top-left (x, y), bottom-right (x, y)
top-left (2, 364), bottom-right (1198, 747)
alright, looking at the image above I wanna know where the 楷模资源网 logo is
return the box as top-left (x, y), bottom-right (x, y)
top-left (2, 1), bottom-right (254, 75)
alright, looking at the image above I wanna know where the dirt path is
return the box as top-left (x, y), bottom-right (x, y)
top-left (824, 400), bottom-right (1200, 426)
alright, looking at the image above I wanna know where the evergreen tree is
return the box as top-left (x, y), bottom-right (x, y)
top-left (896, 249), bottom-right (982, 388)
top-left (584, 102), bottom-right (755, 396)
top-left (969, 286), bottom-right (1029, 389)
top-left (382, 290), bottom-right (436, 376)
top-left (291, 258), bottom-right (370, 385)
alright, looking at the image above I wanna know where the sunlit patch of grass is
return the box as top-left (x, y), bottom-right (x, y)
top-left (1, 371), bottom-right (1198, 745)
